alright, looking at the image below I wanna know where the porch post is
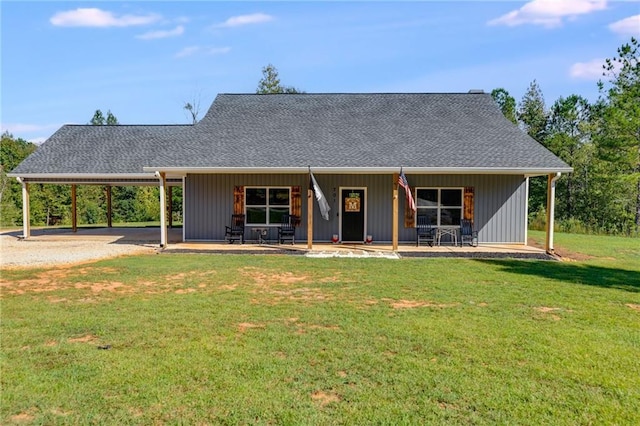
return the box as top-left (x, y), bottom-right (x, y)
top-left (168, 186), bottom-right (173, 228)
top-left (524, 177), bottom-right (529, 245)
top-left (545, 173), bottom-right (561, 254)
top-left (158, 172), bottom-right (167, 247)
top-left (106, 185), bottom-right (112, 228)
top-left (392, 173), bottom-right (399, 251)
top-left (18, 178), bottom-right (30, 239)
top-left (71, 184), bottom-right (77, 232)
top-left (307, 187), bottom-right (313, 250)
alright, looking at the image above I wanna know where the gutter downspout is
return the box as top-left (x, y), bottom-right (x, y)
top-left (545, 172), bottom-right (561, 254)
top-left (155, 171), bottom-right (167, 248)
top-left (16, 177), bottom-right (30, 239)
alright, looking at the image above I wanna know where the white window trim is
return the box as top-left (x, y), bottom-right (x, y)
top-left (245, 186), bottom-right (292, 226)
top-left (415, 187), bottom-right (464, 227)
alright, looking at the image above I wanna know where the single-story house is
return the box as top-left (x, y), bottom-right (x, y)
top-left (9, 92), bottom-right (572, 252)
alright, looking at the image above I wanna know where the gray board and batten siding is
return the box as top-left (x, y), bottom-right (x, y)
top-left (184, 173), bottom-right (527, 244)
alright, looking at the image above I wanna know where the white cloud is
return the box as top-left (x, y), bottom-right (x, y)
top-left (175, 46), bottom-right (231, 58)
top-left (569, 58), bottom-right (606, 80)
top-left (1, 123), bottom-right (60, 144)
top-left (29, 137), bottom-right (49, 145)
top-left (488, 0), bottom-right (607, 28)
top-left (1, 123), bottom-right (59, 134)
top-left (214, 13), bottom-right (273, 28)
top-left (50, 8), bottom-right (160, 28)
top-left (175, 46), bottom-right (200, 58)
top-left (137, 25), bottom-right (184, 40)
top-left (608, 14), bottom-right (640, 36)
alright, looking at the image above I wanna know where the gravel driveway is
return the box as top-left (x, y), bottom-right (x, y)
top-left (1, 228), bottom-right (164, 269)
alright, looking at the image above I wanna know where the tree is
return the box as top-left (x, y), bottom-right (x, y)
top-left (518, 80), bottom-right (548, 144)
top-left (87, 109), bottom-right (120, 224)
top-left (546, 95), bottom-right (592, 219)
top-left (256, 64), bottom-right (303, 94)
top-left (491, 88), bottom-right (517, 124)
top-left (184, 101), bottom-right (200, 124)
top-left (597, 37), bottom-right (640, 232)
top-left (106, 110), bottom-right (119, 125)
top-left (90, 110), bottom-right (105, 125)
top-left (518, 80), bottom-right (550, 219)
top-left (0, 132), bottom-right (37, 225)
top-left (90, 109), bottom-right (119, 125)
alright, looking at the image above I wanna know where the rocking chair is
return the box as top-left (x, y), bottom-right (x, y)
top-left (416, 215), bottom-right (435, 247)
top-left (224, 214), bottom-right (245, 244)
top-left (278, 214), bottom-right (298, 244)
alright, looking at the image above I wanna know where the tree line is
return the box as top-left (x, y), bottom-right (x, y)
top-left (496, 37), bottom-right (639, 235)
top-left (1, 40), bottom-right (638, 235)
top-left (0, 110), bottom-right (182, 228)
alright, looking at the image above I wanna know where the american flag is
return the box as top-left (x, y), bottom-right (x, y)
top-left (398, 169), bottom-right (416, 212)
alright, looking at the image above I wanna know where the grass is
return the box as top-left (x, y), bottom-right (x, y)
top-left (1, 233), bottom-right (639, 424)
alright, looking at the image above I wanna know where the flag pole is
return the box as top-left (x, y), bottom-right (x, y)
top-left (307, 166), bottom-right (313, 250)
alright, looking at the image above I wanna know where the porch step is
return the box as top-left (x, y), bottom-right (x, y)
top-left (305, 250), bottom-right (400, 259)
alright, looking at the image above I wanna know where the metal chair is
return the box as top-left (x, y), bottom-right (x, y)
top-left (460, 219), bottom-right (478, 247)
top-left (278, 214), bottom-right (298, 244)
top-left (416, 214), bottom-right (435, 247)
top-left (224, 214), bottom-right (245, 244)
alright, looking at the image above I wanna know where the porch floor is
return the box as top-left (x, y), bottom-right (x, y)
top-left (169, 241), bottom-right (552, 259)
top-left (4, 227), bottom-right (553, 260)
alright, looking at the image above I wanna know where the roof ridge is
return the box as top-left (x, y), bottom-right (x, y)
top-left (217, 92), bottom-right (488, 96)
top-left (59, 124), bottom-right (193, 128)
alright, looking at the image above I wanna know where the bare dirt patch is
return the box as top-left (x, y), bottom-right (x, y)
top-left (175, 288), bottom-right (197, 294)
top-left (68, 334), bottom-right (98, 343)
top-left (527, 237), bottom-right (594, 262)
top-left (534, 306), bottom-right (562, 313)
top-left (238, 322), bottom-right (266, 333)
top-left (239, 267), bottom-right (334, 304)
top-left (10, 412), bottom-right (35, 423)
top-left (2, 264), bottom-right (220, 298)
top-left (383, 298), bottom-right (460, 309)
top-left (218, 284), bottom-right (237, 290)
top-left (625, 303), bottom-right (640, 312)
top-left (165, 270), bottom-right (217, 281)
top-left (311, 390), bottom-right (341, 407)
top-left (240, 267), bottom-right (310, 286)
top-left (533, 306), bottom-right (569, 321)
top-left (1, 266), bottom-right (126, 296)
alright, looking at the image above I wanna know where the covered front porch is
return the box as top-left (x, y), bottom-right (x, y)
top-left (3, 226), bottom-right (552, 261)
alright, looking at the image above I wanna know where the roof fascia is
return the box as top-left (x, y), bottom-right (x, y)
top-left (143, 166), bottom-right (573, 175)
top-left (8, 172), bottom-right (156, 179)
top-left (6, 172), bottom-right (185, 185)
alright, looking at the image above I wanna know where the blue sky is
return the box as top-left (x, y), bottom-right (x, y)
top-left (2, 0), bottom-right (639, 143)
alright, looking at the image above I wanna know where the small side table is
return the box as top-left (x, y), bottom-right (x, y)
top-left (436, 227), bottom-right (458, 246)
top-left (252, 228), bottom-right (269, 244)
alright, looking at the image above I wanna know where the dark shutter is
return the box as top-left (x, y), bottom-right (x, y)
top-left (233, 186), bottom-right (244, 215)
top-left (291, 186), bottom-right (302, 225)
top-left (404, 195), bottom-right (415, 228)
top-left (464, 187), bottom-right (474, 221)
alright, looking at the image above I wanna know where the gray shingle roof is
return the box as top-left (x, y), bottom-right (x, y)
top-left (10, 93), bottom-right (571, 176)
top-left (10, 125), bottom-right (191, 175)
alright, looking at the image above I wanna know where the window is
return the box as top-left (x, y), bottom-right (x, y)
top-left (416, 188), bottom-right (463, 226)
top-left (245, 187), bottom-right (291, 225)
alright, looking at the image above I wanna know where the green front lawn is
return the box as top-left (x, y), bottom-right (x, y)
top-left (1, 233), bottom-right (638, 424)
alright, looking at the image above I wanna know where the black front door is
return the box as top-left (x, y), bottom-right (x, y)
top-left (341, 189), bottom-right (365, 242)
